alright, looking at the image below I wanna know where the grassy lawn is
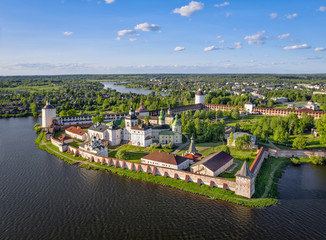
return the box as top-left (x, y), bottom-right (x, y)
top-left (218, 159), bottom-right (242, 180)
top-left (253, 157), bottom-right (291, 198)
top-left (68, 141), bottom-right (80, 148)
top-left (54, 131), bottom-right (65, 138)
top-left (118, 144), bottom-right (174, 153)
top-left (108, 150), bottom-right (147, 162)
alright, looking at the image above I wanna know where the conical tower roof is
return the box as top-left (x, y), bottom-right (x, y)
top-left (188, 135), bottom-right (198, 154)
top-left (236, 161), bottom-right (253, 179)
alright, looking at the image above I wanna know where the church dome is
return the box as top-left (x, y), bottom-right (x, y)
top-left (159, 109), bottom-right (165, 121)
top-left (172, 115), bottom-right (181, 126)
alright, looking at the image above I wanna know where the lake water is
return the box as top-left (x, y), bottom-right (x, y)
top-left (1, 117), bottom-right (326, 239)
top-left (102, 81), bottom-right (168, 96)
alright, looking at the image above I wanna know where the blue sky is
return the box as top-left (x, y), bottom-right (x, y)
top-left (0, 0), bottom-right (325, 75)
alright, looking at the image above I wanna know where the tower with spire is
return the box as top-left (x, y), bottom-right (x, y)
top-left (235, 161), bottom-right (255, 198)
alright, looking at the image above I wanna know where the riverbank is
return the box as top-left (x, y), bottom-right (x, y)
top-left (35, 133), bottom-right (278, 208)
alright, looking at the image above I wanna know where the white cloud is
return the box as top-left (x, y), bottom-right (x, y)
top-left (214, 2), bottom-right (230, 7)
top-left (174, 46), bottom-right (185, 52)
top-left (129, 38), bottom-right (137, 42)
top-left (270, 13), bottom-right (278, 19)
top-left (315, 47), bottom-right (326, 52)
top-left (219, 40), bottom-right (225, 44)
top-left (115, 37), bottom-right (121, 41)
top-left (173, 1), bottom-right (204, 17)
top-left (283, 43), bottom-right (311, 50)
top-left (286, 13), bottom-right (298, 19)
top-left (278, 33), bottom-right (290, 39)
top-left (244, 30), bottom-right (268, 45)
top-left (233, 42), bottom-right (242, 49)
top-left (134, 22), bottom-right (161, 32)
top-left (317, 6), bottom-right (326, 12)
top-left (118, 29), bottom-right (135, 36)
top-left (216, 35), bottom-right (222, 39)
top-left (104, 0), bottom-right (115, 4)
top-left (63, 31), bottom-right (73, 36)
top-left (204, 46), bottom-right (218, 51)
top-left (225, 12), bottom-right (232, 17)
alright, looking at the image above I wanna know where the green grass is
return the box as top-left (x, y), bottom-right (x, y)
top-left (117, 144), bottom-right (174, 153)
top-left (68, 141), bottom-right (80, 148)
top-left (253, 157), bottom-right (291, 198)
top-left (218, 159), bottom-right (242, 180)
top-left (45, 142), bottom-right (86, 161)
top-left (108, 150), bottom-right (147, 162)
top-left (54, 131), bottom-right (64, 138)
top-left (80, 162), bottom-right (277, 208)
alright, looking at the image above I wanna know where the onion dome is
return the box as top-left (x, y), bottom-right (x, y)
top-left (172, 115), bottom-right (182, 126)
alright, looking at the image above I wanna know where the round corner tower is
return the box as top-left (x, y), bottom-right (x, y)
top-left (195, 88), bottom-right (205, 104)
top-left (42, 100), bottom-right (56, 128)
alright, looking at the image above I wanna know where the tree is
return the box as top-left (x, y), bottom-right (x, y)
top-left (59, 110), bottom-right (67, 117)
top-left (316, 114), bottom-right (326, 143)
top-left (229, 132), bottom-right (234, 145)
top-left (309, 155), bottom-right (324, 165)
top-left (235, 134), bottom-right (251, 150)
top-left (144, 115), bottom-right (151, 125)
top-left (231, 107), bottom-right (240, 120)
top-left (221, 145), bottom-right (231, 155)
top-left (92, 114), bottom-right (104, 123)
top-left (116, 150), bottom-right (129, 160)
top-left (30, 102), bottom-right (38, 118)
top-left (292, 135), bottom-right (307, 149)
top-left (67, 109), bottom-right (77, 116)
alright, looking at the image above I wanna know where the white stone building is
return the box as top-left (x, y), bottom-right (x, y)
top-left (42, 100), bottom-right (56, 128)
top-left (130, 124), bottom-right (153, 147)
top-left (158, 115), bottom-right (182, 145)
top-left (122, 106), bottom-right (139, 142)
top-left (141, 151), bottom-right (190, 170)
top-left (195, 88), bottom-right (205, 104)
top-left (65, 126), bottom-right (86, 141)
top-left (87, 122), bottom-right (122, 146)
top-left (79, 136), bottom-right (108, 157)
top-left (244, 101), bottom-right (256, 113)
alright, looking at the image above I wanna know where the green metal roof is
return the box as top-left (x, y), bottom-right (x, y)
top-left (159, 130), bottom-right (175, 136)
top-left (172, 115), bottom-right (181, 126)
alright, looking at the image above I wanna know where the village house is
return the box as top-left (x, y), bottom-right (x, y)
top-left (190, 151), bottom-right (233, 177)
top-left (227, 132), bottom-right (258, 149)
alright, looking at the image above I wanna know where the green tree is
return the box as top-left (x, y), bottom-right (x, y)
top-left (116, 149), bottom-right (129, 160)
top-left (30, 102), bottom-right (38, 118)
top-left (316, 114), bottom-right (326, 143)
top-left (292, 135), bottom-right (307, 149)
top-left (229, 132), bottom-right (234, 145)
top-left (231, 107), bottom-right (240, 120)
top-left (59, 110), bottom-right (67, 117)
top-left (221, 145), bottom-right (231, 155)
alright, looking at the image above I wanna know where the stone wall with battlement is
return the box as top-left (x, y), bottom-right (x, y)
top-left (66, 146), bottom-right (240, 194)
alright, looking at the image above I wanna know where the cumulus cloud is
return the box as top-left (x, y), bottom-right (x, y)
top-left (225, 12), bottom-right (232, 17)
top-left (214, 2), bottom-right (230, 7)
top-left (134, 22), bottom-right (161, 32)
top-left (63, 31), bottom-right (73, 36)
top-left (118, 29), bottom-right (135, 36)
top-left (244, 30), bottom-right (268, 45)
top-left (216, 35), bottom-right (222, 39)
top-left (315, 47), bottom-right (326, 52)
top-left (270, 13), bottom-right (278, 19)
top-left (174, 46), bottom-right (185, 52)
top-left (173, 1), bottom-right (204, 17)
top-left (278, 33), bottom-right (290, 39)
top-left (233, 42), bottom-right (242, 49)
top-left (129, 38), bottom-right (137, 42)
top-left (219, 40), bottom-right (225, 44)
top-left (104, 0), bottom-right (115, 3)
top-left (283, 43), bottom-right (311, 50)
top-left (286, 13), bottom-right (298, 19)
top-left (204, 46), bottom-right (219, 51)
top-left (317, 6), bottom-right (326, 12)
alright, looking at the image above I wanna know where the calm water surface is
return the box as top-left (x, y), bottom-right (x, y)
top-left (102, 81), bottom-right (168, 96)
top-left (1, 117), bottom-right (326, 240)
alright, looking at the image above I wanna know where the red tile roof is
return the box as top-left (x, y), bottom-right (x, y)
top-left (142, 151), bottom-right (188, 166)
top-left (250, 147), bottom-right (268, 174)
top-left (66, 126), bottom-right (86, 136)
top-left (58, 135), bottom-right (72, 141)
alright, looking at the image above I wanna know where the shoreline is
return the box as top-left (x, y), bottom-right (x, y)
top-left (35, 132), bottom-right (279, 208)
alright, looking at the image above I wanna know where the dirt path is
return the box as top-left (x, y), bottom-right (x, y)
top-left (261, 162), bottom-right (282, 198)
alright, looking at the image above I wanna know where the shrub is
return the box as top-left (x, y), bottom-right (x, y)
top-left (116, 149), bottom-right (129, 160)
top-left (309, 155), bottom-right (324, 165)
top-left (291, 158), bottom-right (301, 165)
